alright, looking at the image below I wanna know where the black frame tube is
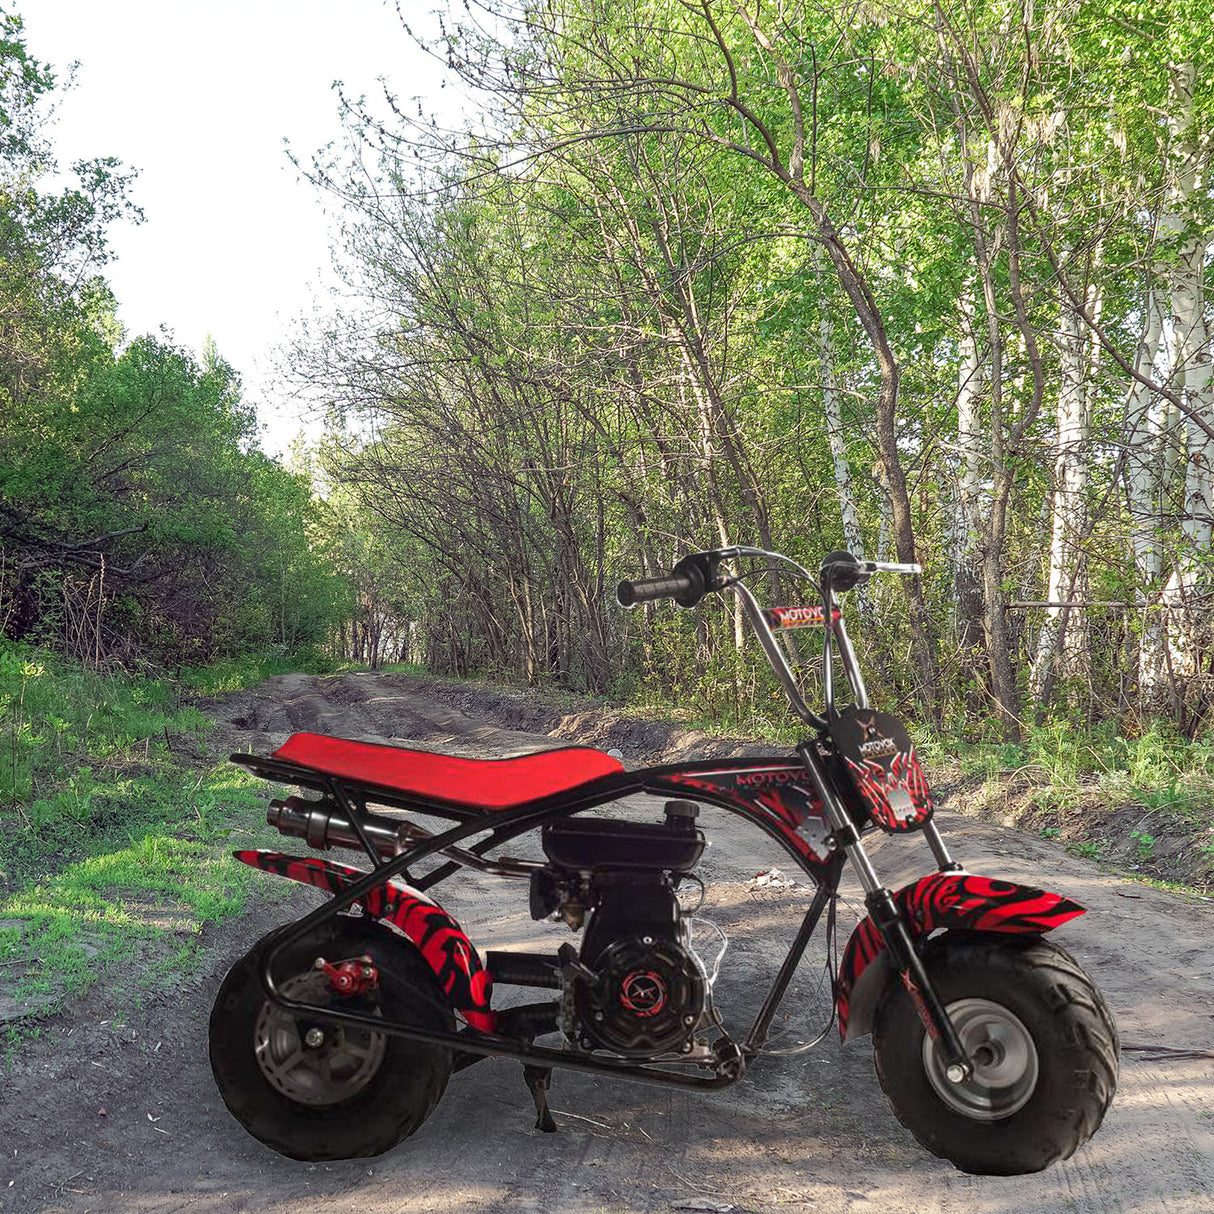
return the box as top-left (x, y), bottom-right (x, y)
top-left (254, 853), bottom-right (843, 1089)
top-left (742, 869), bottom-right (837, 1053)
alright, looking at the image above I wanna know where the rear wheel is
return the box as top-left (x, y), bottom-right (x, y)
top-left (210, 915), bottom-right (453, 1160)
top-left (872, 933), bottom-right (1117, 1175)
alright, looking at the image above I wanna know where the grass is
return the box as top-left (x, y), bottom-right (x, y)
top-left (0, 642), bottom-right (297, 1046)
top-left (915, 717), bottom-right (1214, 889)
top-left (917, 719), bottom-right (1214, 809)
top-left (0, 804), bottom-right (268, 1012)
top-left (0, 645), bottom-right (211, 810)
top-left (178, 644), bottom-right (339, 698)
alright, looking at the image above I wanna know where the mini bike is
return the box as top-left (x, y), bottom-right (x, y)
top-left (210, 548), bottom-right (1118, 1174)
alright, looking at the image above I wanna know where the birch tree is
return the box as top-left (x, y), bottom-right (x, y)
top-left (1126, 291), bottom-right (1171, 703)
top-left (1158, 62), bottom-right (1214, 690)
top-left (1030, 281), bottom-right (1091, 704)
top-left (949, 283), bottom-right (988, 699)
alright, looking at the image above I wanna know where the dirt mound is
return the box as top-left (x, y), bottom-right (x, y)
top-left (208, 669), bottom-right (788, 772)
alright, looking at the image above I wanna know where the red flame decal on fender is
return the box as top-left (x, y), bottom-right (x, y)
top-left (235, 849), bottom-right (494, 1029)
top-left (835, 871), bottom-right (1085, 1038)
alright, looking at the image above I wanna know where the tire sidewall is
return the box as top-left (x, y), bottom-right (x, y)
top-left (872, 933), bottom-right (1113, 1175)
top-left (209, 915), bottom-right (453, 1160)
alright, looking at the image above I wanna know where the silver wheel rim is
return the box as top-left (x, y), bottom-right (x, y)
top-left (254, 969), bottom-right (387, 1107)
top-left (922, 997), bottom-right (1039, 1121)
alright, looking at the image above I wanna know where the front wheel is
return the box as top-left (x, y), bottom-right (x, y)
top-left (210, 915), bottom-right (454, 1160)
top-left (872, 933), bottom-right (1118, 1175)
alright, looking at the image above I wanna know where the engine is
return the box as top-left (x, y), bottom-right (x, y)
top-left (532, 801), bottom-right (708, 1058)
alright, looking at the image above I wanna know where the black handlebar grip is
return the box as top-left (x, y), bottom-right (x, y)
top-left (617, 553), bottom-right (713, 608)
top-left (616, 572), bottom-right (695, 608)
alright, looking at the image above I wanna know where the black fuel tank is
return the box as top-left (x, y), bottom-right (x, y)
top-left (541, 815), bottom-right (705, 873)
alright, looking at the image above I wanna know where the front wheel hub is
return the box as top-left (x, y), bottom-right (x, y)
top-left (923, 997), bottom-right (1038, 1121)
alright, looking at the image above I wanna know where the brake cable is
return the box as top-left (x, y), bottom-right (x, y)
top-left (758, 893), bottom-right (840, 1057)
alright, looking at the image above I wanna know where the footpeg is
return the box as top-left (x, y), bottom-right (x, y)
top-left (523, 1064), bottom-right (557, 1132)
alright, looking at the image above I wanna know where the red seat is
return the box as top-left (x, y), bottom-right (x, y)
top-left (271, 732), bottom-right (624, 810)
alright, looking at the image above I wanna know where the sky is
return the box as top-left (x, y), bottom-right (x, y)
top-left (21, 0), bottom-right (455, 454)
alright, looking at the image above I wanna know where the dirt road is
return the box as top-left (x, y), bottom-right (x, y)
top-left (2, 671), bottom-right (1211, 1214)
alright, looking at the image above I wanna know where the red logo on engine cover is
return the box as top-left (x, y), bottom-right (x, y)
top-left (620, 970), bottom-right (666, 1017)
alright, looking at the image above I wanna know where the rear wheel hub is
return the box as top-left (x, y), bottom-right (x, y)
top-left (254, 970), bottom-right (386, 1107)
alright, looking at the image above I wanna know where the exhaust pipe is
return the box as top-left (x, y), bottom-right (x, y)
top-left (266, 796), bottom-right (543, 879)
top-left (267, 796), bottom-right (405, 857)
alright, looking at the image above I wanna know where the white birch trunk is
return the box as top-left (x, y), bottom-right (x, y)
top-left (680, 355), bottom-right (746, 653)
top-left (946, 282), bottom-right (988, 674)
top-left (949, 285), bottom-right (984, 582)
top-left (1071, 274), bottom-right (1104, 668)
top-left (821, 312), bottom-right (866, 561)
top-left (1029, 283), bottom-right (1089, 702)
top-left (1125, 292), bottom-right (1169, 699)
top-left (1158, 63), bottom-right (1214, 682)
top-left (875, 467), bottom-right (892, 563)
top-left (815, 250), bottom-right (866, 564)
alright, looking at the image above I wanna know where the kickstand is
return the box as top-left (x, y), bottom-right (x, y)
top-left (522, 1064), bottom-right (557, 1133)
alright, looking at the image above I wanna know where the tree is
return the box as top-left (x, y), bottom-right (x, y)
top-left (294, 0), bottom-right (1214, 731)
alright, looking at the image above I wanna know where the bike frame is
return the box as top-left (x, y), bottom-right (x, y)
top-left (238, 548), bottom-right (1078, 1087)
top-left (238, 743), bottom-right (855, 1089)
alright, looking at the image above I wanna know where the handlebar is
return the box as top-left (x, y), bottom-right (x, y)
top-left (616, 545), bottom-right (921, 727)
top-left (866, 560), bottom-right (922, 575)
top-left (619, 548), bottom-right (920, 608)
top-left (819, 550), bottom-right (921, 591)
top-left (616, 571), bottom-right (696, 607)
top-left (617, 553), bottom-right (716, 609)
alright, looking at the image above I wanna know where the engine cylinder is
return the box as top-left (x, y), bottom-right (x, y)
top-left (538, 809), bottom-right (709, 1059)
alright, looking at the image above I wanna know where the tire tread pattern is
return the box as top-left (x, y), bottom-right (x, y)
top-left (872, 933), bottom-right (1118, 1175)
top-left (210, 916), bottom-right (454, 1161)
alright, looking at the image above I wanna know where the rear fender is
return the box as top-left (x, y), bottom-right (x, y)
top-left (234, 850), bottom-right (495, 1031)
top-left (836, 872), bottom-right (1085, 1040)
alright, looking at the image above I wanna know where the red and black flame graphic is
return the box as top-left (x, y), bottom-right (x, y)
top-left (619, 970), bottom-right (667, 1018)
top-left (831, 708), bottom-right (934, 832)
top-left (235, 850), bottom-right (495, 1032)
top-left (660, 768), bottom-right (833, 866)
top-left (842, 748), bottom-right (934, 831)
top-left (834, 871), bottom-right (1086, 1037)
top-left (897, 872), bottom-right (1086, 934)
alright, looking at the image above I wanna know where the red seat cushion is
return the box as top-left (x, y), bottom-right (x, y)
top-left (271, 732), bottom-right (624, 810)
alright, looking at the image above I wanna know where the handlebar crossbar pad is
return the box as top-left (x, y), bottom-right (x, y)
top-left (763, 606), bottom-right (842, 630)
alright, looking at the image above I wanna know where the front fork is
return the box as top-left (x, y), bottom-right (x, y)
top-left (798, 744), bottom-right (974, 1082)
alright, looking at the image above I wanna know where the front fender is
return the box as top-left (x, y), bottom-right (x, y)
top-left (835, 872), bottom-right (1085, 1040)
top-left (234, 850), bottom-right (495, 1031)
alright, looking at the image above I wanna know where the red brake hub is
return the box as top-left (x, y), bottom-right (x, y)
top-left (317, 955), bottom-right (380, 997)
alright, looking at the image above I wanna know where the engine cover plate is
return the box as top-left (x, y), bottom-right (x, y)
top-left (574, 936), bottom-right (705, 1057)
